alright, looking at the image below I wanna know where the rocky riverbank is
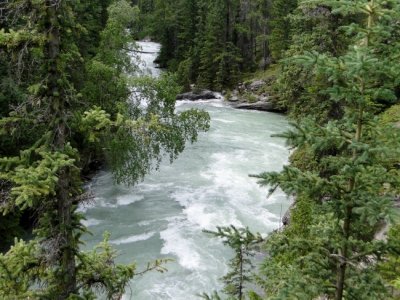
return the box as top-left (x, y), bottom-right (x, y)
top-left (223, 77), bottom-right (282, 112)
top-left (176, 77), bottom-right (284, 113)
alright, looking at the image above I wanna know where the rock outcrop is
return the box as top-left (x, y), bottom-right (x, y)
top-left (176, 90), bottom-right (219, 101)
top-left (233, 101), bottom-right (280, 112)
top-left (175, 78), bottom-right (284, 113)
top-left (224, 78), bottom-right (283, 112)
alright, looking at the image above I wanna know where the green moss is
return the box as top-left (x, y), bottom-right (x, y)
top-left (379, 104), bottom-right (400, 126)
top-left (244, 92), bottom-right (258, 103)
top-left (289, 145), bottom-right (319, 172)
top-left (286, 195), bottom-right (315, 238)
top-left (378, 224), bottom-right (400, 298)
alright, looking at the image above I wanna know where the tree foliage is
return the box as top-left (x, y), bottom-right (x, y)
top-left (203, 226), bottom-right (264, 300)
top-left (252, 1), bottom-right (400, 299)
top-left (0, 0), bottom-right (209, 298)
top-left (138, 0), bottom-right (283, 90)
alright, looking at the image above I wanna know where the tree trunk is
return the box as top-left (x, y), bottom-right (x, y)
top-left (262, 0), bottom-right (270, 70)
top-left (239, 247), bottom-right (243, 300)
top-left (335, 3), bottom-right (374, 296)
top-left (335, 104), bottom-right (364, 300)
top-left (335, 205), bottom-right (352, 300)
top-left (46, 2), bottom-right (77, 298)
top-left (57, 169), bottom-right (76, 299)
top-left (226, 0), bottom-right (231, 43)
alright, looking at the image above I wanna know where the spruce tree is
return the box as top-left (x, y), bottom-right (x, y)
top-left (0, 0), bottom-right (209, 298)
top-left (203, 226), bottom-right (263, 300)
top-left (268, 0), bottom-right (297, 61)
top-left (253, 0), bottom-right (400, 299)
top-left (144, 0), bottom-right (277, 90)
top-left (270, 1), bottom-right (352, 120)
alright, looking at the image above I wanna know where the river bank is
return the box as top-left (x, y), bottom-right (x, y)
top-left (176, 69), bottom-right (284, 113)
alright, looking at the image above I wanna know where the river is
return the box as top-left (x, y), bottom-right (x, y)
top-left (82, 41), bottom-right (290, 299)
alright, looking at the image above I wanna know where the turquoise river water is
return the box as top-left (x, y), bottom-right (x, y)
top-left (81, 41), bottom-right (290, 299)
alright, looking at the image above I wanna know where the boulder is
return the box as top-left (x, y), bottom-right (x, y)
top-left (234, 101), bottom-right (279, 112)
top-left (282, 208), bottom-right (291, 226)
top-left (176, 89), bottom-right (218, 101)
top-left (249, 80), bottom-right (265, 91)
top-left (228, 95), bottom-right (240, 102)
top-left (226, 90), bottom-right (240, 102)
top-left (282, 201), bottom-right (296, 227)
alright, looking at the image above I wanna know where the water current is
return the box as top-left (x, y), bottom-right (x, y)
top-left (82, 41), bottom-right (290, 299)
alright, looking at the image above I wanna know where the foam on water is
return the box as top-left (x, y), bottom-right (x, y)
top-left (171, 187), bottom-right (243, 230)
top-left (126, 267), bottom-right (224, 300)
top-left (135, 41), bottom-right (161, 77)
top-left (160, 219), bottom-right (203, 270)
top-left (111, 231), bottom-right (156, 245)
top-left (82, 41), bottom-right (291, 300)
top-left (116, 194), bottom-right (144, 206)
top-left (185, 202), bottom-right (243, 229)
top-left (136, 182), bottom-right (174, 192)
top-left (213, 118), bottom-right (236, 124)
top-left (137, 220), bottom-right (154, 227)
top-left (81, 218), bottom-right (102, 227)
top-left (175, 98), bottom-right (225, 108)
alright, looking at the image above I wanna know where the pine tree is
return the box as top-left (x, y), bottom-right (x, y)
top-left (0, 0), bottom-right (210, 298)
top-left (270, 1), bottom-right (352, 120)
top-left (143, 0), bottom-right (276, 90)
top-left (203, 226), bottom-right (263, 300)
top-left (268, 0), bottom-right (297, 61)
top-left (197, 1), bottom-right (225, 89)
top-left (253, 0), bottom-right (400, 299)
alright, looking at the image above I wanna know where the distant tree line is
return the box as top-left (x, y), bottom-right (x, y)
top-left (133, 0), bottom-right (297, 90)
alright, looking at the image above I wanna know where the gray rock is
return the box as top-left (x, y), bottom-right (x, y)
top-left (234, 101), bottom-right (279, 112)
top-left (282, 208), bottom-right (291, 226)
top-left (282, 201), bottom-right (296, 226)
top-left (228, 95), bottom-right (239, 102)
top-left (249, 80), bottom-right (265, 91)
top-left (176, 90), bottom-right (218, 101)
top-left (395, 196), bottom-right (400, 208)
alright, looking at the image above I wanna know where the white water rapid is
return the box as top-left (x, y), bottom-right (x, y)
top-left (82, 41), bottom-right (290, 299)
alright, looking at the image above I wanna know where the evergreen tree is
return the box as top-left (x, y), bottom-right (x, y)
top-left (0, 0), bottom-right (209, 298)
top-left (143, 0), bottom-right (273, 91)
top-left (197, 1), bottom-right (226, 89)
top-left (253, 0), bottom-right (400, 299)
top-left (268, 0), bottom-right (297, 61)
top-left (271, 1), bottom-right (352, 120)
top-left (151, 0), bottom-right (179, 68)
top-left (203, 226), bottom-right (263, 300)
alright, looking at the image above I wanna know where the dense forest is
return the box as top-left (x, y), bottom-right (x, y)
top-left (1, 0), bottom-right (400, 299)
top-left (133, 0), bottom-right (297, 90)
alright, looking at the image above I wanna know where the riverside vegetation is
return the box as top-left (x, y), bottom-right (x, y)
top-left (1, 0), bottom-right (400, 299)
top-left (0, 0), bottom-right (209, 298)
